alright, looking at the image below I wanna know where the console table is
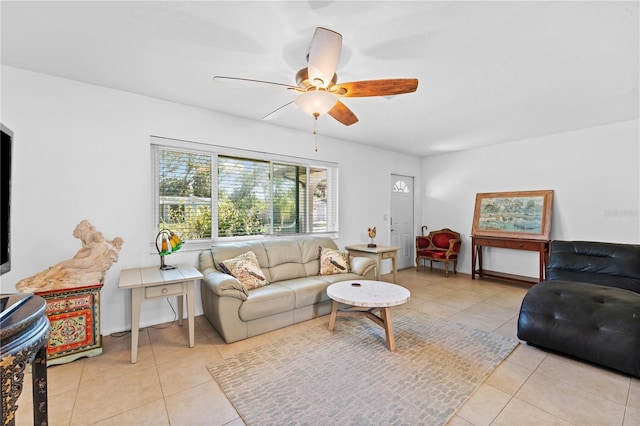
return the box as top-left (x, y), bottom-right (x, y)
top-left (344, 244), bottom-right (400, 283)
top-left (1, 295), bottom-right (50, 426)
top-left (118, 265), bottom-right (203, 363)
top-left (471, 236), bottom-right (549, 285)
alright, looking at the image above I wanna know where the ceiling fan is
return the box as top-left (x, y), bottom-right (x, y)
top-left (213, 27), bottom-right (419, 126)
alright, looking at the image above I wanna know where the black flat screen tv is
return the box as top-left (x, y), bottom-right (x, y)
top-left (1, 124), bottom-right (13, 275)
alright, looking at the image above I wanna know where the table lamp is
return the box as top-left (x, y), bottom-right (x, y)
top-left (155, 229), bottom-right (183, 270)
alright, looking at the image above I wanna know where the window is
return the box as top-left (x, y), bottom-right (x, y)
top-left (152, 139), bottom-right (338, 245)
top-left (157, 150), bottom-right (212, 239)
top-left (392, 180), bottom-right (409, 193)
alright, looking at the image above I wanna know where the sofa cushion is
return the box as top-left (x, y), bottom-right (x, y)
top-left (299, 237), bottom-right (337, 262)
top-left (319, 272), bottom-right (368, 285)
top-left (219, 251), bottom-right (269, 291)
top-left (239, 284), bottom-right (296, 321)
top-left (319, 246), bottom-right (350, 275)
top-left (278, 277), bottom-right (332, 308)
top-left (300, 237), bottom-right (336, 276)
top-left (418, 249), bottom-right (456, 259)
top-left (518, 280), bottom-right (640, 377)
top-left (211, 240), bottom-right (272, 282)
top-left (262, 239), bottom-right (307, 282)
top-left (547, 240), bottom-right (640, 293)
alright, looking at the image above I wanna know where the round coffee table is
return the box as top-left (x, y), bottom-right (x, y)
top-left (326, 280), bottom-right (411, 351)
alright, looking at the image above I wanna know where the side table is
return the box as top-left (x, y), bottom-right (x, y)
top-left (118, 265), bottom-right (203, 363)
top-left (1, 294), bottom-right (50, 426)
top-left (344, 244), bottom-right (400, 283)
top-left (35, 284), bottom-right (103, 365)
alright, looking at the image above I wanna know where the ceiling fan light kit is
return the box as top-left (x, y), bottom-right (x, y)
top-left (214, 27), bottom-right (418, 129)
top-left (295, 90), bottom-right (337, 116)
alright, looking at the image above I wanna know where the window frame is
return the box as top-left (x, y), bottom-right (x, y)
top-left (151, 136), bottom-right (339, 252)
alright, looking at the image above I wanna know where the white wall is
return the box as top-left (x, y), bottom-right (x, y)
top-left (0, 66), bottom-right (422, 334)
top-left (3, 65), bottom-right (637, 332)
top-left (421, 120), bottom-right (640, 278)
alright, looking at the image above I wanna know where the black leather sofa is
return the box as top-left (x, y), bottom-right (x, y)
top-left (517, 240), bottom-right (640, 377)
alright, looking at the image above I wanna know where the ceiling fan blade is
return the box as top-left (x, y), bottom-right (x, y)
top-left (213, 76), bottom-right (300, 91)
top-left (328, 101), bottom-right (359, 126)
top-left (307, 27), bottom-right (342, 89)
top-left (262, 101), bottom-right (296, 121)
top-left (331, 79), bottom-right (419, 97)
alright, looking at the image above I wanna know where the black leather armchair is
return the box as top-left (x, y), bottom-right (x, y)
top-left (517, 240), bottom-right (640, 377)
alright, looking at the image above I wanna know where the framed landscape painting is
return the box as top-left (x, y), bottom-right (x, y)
top-left (472, 190), bottom-right (554, 240)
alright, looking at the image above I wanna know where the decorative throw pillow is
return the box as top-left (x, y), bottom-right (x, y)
top-left (219, 251), bottom-right (269, 291)
top-left (318, 246), bottom-right (350, 275)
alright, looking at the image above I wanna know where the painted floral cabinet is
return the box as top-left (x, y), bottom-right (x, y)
top-left (35, 283), bottom-right (103, 365)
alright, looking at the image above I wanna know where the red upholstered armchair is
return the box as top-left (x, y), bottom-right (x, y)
top-left (416, 228), bottom-right (462, 277)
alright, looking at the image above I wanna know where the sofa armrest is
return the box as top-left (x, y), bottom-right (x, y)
top-left (198, 250), bottom-right (218, 276)
top-left (202, 269), bottom-right (248, 301)
top-left (349, 256), bottom-right (377, 276)
top-left (199, 250), bottom-right (248, 300)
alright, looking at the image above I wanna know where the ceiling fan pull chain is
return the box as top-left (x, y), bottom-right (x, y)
top-left (313, 112), bottom-right (319, 152)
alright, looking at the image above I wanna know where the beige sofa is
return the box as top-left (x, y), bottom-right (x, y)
top-left (199, 237), bottom-right (376, 343)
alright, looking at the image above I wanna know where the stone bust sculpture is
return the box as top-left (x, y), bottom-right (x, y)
top-left (16, 220), bottom-right (124, 293)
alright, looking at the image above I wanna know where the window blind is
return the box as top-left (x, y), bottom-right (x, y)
top-left (152, 139), bottom-right (338, 243)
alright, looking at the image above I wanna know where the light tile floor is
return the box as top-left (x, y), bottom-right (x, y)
top-left (14, 268), bottom-right (639, 425)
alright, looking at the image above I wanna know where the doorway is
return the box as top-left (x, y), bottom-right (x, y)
top-left (390, 174), bottom-right (414, 270)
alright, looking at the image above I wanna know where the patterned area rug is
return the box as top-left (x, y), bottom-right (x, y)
top-left (207, 309), bottom-right (518, 425)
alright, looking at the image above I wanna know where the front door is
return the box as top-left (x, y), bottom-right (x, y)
top-left (390, 174), bottom-right (414, 270)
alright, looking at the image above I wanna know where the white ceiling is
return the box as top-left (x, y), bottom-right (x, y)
top-left (1, 1), bottom-right (638, 156)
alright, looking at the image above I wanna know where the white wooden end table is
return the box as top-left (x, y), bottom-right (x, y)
top-left (118, 265), bottom-right (203, 363)
top-left (344, 244), bottom-right (400, 283)
top-left (327, 280), bottom-right (410, 352)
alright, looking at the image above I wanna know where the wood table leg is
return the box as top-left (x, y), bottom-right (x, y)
top-left (381, 307), bottom-right (396, 352)
top-left (187, 281), bottom-right (195, 348)
top-left (130, 287), bottom-right (143, 364)
top-left (177, 294), bottom-right (184, 327)
top-left (328, 303), bottom-right (399, 351)
top-left (391, 254), bottom-right (397, 283)
top-left (328, 300), bottom-right (338, 331)
top-left (471, 240), bottom-right (477, 279)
